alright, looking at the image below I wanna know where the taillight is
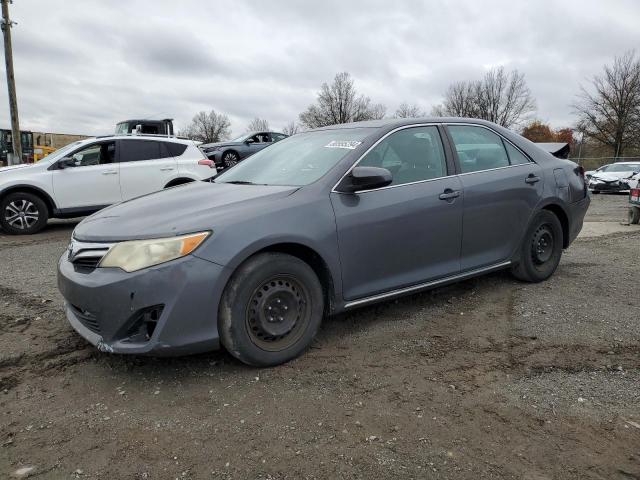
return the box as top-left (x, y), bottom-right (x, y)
top-left (198, 159), bottom-right (214, 168)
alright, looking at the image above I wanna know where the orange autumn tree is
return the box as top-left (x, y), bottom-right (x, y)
top-left (522, 121), bottom-right (574, 144)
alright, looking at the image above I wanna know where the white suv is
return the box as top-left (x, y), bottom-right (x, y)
top-left (0, 135), bottom-right (212, 234)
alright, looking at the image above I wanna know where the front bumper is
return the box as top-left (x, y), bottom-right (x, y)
top-left (589, 181), bottom-right (629, 192)
top-left (58, 253), bottom-right (230, 356)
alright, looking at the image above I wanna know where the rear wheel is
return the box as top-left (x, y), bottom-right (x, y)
top-left (219, 252), bottom-right (324, 366)
top-left (591, 190), bottom-right (600, 194)
top-left (629, 206), bottom-right (640, 225)
top-left (511, 210), bottom-right (563, 283)
top-left (0, 192), bottom-right (49, 235)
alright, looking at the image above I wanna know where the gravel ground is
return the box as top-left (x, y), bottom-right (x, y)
top-left (0, 194), bottom-right (639, 479)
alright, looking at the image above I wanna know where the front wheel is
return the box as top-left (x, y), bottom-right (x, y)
top-left (511, 210), bottom-right (563, 283)
top-left (0, 192), bottom-right (49, 235)
top-left (222, 151), bottom-right (240, 169)
top-left (219, 252), bottom-right (324, 367)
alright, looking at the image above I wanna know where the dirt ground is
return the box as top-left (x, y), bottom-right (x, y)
top-left (0, 194), bottom-right (639, 479)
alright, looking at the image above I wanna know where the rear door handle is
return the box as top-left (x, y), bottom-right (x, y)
top-left (439, 189), bottom-right (460, 200)
top-left (160, 167), bottom-right (175, 171)
top-left (525, 174), bottom-right (540, 184)
top-left (102, 170), bottom-right (118, 175)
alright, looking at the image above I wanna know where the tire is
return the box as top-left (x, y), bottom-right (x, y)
top-left (591, 190), bottom-right (600, 194)
top-left (222, 151), bottom-right (240, 169)
top-left (629, 206), bottom-right (640, 225)
top-left (511, 210), bottom-right (563, 283)
top-left (219, 252), bottom-right (324, 367)
top-left (0, 191), bottom-right (49, 235)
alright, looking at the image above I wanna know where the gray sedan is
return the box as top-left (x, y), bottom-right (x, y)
top-left (201, 131), bottom-right (288, 170)
top-left (58, 118), bottom-right (589, 366)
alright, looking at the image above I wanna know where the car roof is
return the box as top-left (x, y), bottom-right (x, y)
top-left (92, 135), bottom-right (195, 145)
top-left (309, 117), bottom-right (502, 131)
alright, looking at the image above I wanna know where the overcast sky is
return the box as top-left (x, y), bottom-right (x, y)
top-left (1, 0), bottom-right (639, 137)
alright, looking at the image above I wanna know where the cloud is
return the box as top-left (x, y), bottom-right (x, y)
top-left (0, 0), bottom-right (638, 136)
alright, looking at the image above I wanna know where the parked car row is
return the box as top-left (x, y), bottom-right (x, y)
top-left (0, 135), bottom-right (212, 234)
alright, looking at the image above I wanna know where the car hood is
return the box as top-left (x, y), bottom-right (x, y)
top-left (590, 171), bottom-right (635, 182)
top-left (73, 181), bottom-right (299, 242)
top-left (0, 163), bottom-right (40, 174)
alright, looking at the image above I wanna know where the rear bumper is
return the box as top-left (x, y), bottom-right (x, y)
top-left (58, 253), bottom-right (230, 356)
top-left (567, 195), bottom-right (590, 246)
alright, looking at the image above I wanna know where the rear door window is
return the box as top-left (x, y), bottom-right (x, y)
top-left (448, 126), bottom-right (510, 173)
top-left (119, 140), bottom-right (161, 162)
top-left (165, 143), bottom-right (188, 157)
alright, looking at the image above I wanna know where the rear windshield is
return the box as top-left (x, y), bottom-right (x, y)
top-left (214, 128), bottom-right (375, 186)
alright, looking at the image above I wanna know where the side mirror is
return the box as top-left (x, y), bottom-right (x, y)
top-left (58, 157), bottom-right (76, 169)
top-left (337, 166), bottom-right (392, 193)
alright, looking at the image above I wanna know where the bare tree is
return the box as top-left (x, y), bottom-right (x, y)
top-left (573, 51), bottom-right (640, 157)
top-left (394, 102), bottom-right (426, 118)
top-left (179, 110), bottom-right (231, 143)
top-left (282, 121), bottom-right (301, 136)
top-left (299, 72), bottom-right (386, 128)
top-left (433, 67), bottom-right (535, 128)
top-left (246, 117), bottom-right (270, 132)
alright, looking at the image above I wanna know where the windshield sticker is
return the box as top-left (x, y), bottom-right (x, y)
top-left (324, 140), bottom-right (362, 150)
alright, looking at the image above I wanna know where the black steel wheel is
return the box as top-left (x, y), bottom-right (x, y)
top-left (219, 252), bottom-right (324, 366)
top-left (511, 210), bottom-right (563, 283)
top-left (0, 191), bottom-right (49, 235)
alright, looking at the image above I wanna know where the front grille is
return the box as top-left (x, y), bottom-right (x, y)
top-left (68, 240), bottom-right (113, 273)
top-left (72, 256), bottom-right (102, 270)
top-left (70, 304), bottom-right (101, 334)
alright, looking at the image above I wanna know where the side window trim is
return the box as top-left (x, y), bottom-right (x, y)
top-left (333, 124), bottom-right (453, 193)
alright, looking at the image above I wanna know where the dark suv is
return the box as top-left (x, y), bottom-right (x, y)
top-left (201, 131), bottom-right (288, 170)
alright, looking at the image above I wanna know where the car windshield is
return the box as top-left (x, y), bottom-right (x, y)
top-left (41, 141), bottom-right (86, 164)
top-left (214, 128), bottom-right (375, 186)
top-left (603, 163), bottom-right (640, 172)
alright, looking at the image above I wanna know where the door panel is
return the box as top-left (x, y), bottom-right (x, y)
top-left (331, 125), bottom-right (463, 301)
top-left (446, 125), bottom-right (543, 270)
top-left (51, 141), bottom-right (121, 208)
top-left (331, 177), bottom-right (463, 300)
top-left (458, 164), bottom-right (542, 269)
top-left (118, 140), bottom-right (177, 200)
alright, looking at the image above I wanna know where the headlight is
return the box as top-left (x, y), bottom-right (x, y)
top-left (99, 231), bottom-right (210, 272)
top-left (208, 146), bottom-right (221, 152)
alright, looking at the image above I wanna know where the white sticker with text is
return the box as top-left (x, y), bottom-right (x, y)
top-left (324, 140), bottom-right (362, 150)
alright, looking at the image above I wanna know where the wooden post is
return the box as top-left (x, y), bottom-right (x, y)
top-left (1, 0), bottom-right (22, 165)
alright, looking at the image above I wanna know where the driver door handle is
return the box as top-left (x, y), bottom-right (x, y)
top-left (439, 189), bottom-right (460, 200)
top-left (160, 167), bottom-right (175, 171)
top-left (102, 170), bottom-right (118, 175)
top-left (525, 174), bottom-right (540, 184)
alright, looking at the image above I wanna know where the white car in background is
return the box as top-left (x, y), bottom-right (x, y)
top-left (586, 161), bottom-right (640, 194)
top-left (0, 135), bottom-right (212, 234)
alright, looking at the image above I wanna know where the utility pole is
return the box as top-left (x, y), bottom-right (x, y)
top-left (1, 0), bottom-right (21, 165)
